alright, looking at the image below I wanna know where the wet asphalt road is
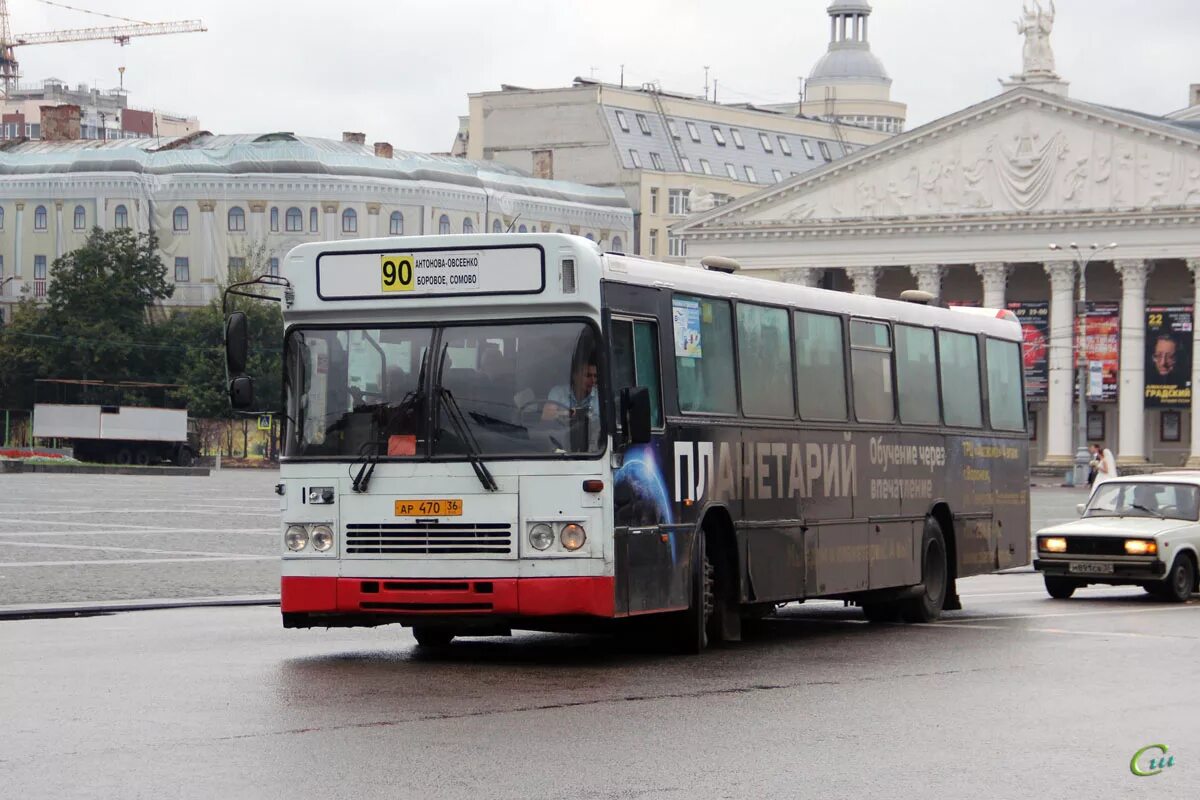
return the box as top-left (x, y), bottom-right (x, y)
top-left (2, 572), bottom-right (1196, 799)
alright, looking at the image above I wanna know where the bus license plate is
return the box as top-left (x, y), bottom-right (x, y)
top-left (394, 499), bottom-right (463, 517)
top-left (1069, 562), bottom-right (1114, 575)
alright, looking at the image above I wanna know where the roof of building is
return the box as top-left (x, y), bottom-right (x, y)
top-left (0, 132), bottom-right (629, 208)
top-left (808, 46), bottom-right (891, 83)
top-left (827, 0), bottom-right (873, 13)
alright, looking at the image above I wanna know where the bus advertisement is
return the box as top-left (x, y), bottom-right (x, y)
top-left (224, 233), bottom-right (1030, 653)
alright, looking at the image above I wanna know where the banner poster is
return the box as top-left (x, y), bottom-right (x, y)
top-left (1007, 301), bottom-right (1048, 399)
top-left (1145, 306), bottom-right (1193, 408)
top-left (1079, 302), bottom-right (1119, 402)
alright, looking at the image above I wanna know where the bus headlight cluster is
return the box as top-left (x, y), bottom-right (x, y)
top-left (527, 522), bottom-right (587, 552)
top-left (285, 524), bottom-right (335, 553)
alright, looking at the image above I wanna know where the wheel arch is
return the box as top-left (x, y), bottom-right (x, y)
top-left (927, 500), bottom-right (958, 584)
top-left (697, 503), bottom-right (738, 591)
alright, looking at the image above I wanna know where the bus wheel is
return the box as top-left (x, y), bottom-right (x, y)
top-left (1044, 576), bottom-right (1078, 599)
top-left (134, 448), bottom-right (152, 466)
top-left (671, 534), bottom-right (714, 654)
top-left (900, 517), bottom-right (948, 623)
top-left (115, 448), bottom-right (134, 466)
top-left (412, 627), bottom-right (455, 648)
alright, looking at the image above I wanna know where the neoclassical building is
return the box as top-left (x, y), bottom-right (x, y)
top-left (0, 131), bottom-right (633, 316)
top-left (676, 71), bottom-right (1200, 469)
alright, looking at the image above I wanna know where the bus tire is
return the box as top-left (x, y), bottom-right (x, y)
top-left (115, 447), bottom-right (134, 466)
top-left (671, 534), bottom-right (713, 654)
top-left (900, 517), bottom-right (948, 623)
top-left (412, 627), bottom-right (454, 648)
top-left (1044, 576), bottom-right (1078, 599)
top-left (134, 448), bottom-right (152, 466)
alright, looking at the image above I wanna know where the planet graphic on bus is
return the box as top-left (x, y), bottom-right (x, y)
top-left (614, 445), bottom-right (674, 528)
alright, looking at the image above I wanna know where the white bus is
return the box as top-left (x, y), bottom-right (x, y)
top-left (225, 233), bottom-right (1030, 652)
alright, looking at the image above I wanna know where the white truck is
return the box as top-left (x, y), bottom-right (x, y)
top-left (32, 381), bottom-right (199, 466)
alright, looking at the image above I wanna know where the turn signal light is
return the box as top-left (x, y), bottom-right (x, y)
top-left (1124, 539), bottom-right (1157, 556)
top-left (582, 480), bottom-right (604, 493)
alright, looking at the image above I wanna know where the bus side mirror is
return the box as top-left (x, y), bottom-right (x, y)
top-left (621, 386), bottom-right (652, 445)
top-left (225, 312), bottom-right (249, 376)
top-left (229, 375), bottom-right (255, 411)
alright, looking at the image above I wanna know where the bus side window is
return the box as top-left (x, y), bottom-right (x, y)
top-left (737, 302), bottom-right (794, 417)
top-left (895, 325), bottom-right (939, 424)
top-left (794, 311), bottom-right (847, 421)
top-left (611, 318), bottom-right (663, 429)
top-left (850, 319), bottom-right (895, 423)
top-left (939, 331), bottom-right (983, 427)
top-left (985, 337), bottom-right (1025, 431)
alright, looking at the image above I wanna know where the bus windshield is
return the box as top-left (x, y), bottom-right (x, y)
top-left (283, 320), bottom-right (604, 460)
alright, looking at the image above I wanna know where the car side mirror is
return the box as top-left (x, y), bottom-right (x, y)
top-left (225, 311), bottom-right (249, 376)
top-left (1076, 503), bottom-right (1086, 516)
top-left (229, 375), bottom-right (255, 411)
top-left (621, 386), bottom-right (652, 445)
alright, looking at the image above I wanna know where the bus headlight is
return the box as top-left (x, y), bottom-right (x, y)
top-left (311, 525), bottom-right (335, 552)
top-left (529, 523), bottom-right (554, 551)
top-left (285, 525), bottom-right (309, 551)
top-left (560, 523), bottom-right (586, 551)
top-left (1124, 539), bottom-right (1156, 556)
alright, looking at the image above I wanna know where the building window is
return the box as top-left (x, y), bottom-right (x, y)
top-left (389, 211), bottom-right (403, 235)
top-left (228, 256), bottom-right (245, 276)
top-left (463, 218), bottom-right (474, 233)
top-left (649, 187), bottom-right (659, 214)
top-left (114, 204), bottom-right (128, 228)
top-left (636, 113), bottom-right (652, 135)
top-left (34, 205), bottom-right (47, 230)
top-left (725, 163), bottom-right (738, 180)
top-left (778, 136), bottom-right (792, 156)
top-left (818, 141), bottom-right (832, 161)
top-left (744, 165), bottom-right (757, 183)
top-left (668, 188), bottom-right (690, 216)
top-left (680, 157), bottom-right (692, 173)
top-left (666, 119), bottom-right (680, 139)
top-left (518, 224), bottom-right (527, 233)
top-left (668, 234), bottom-right (686, 258)
top-left (612, 235), bottom-right (623, 252)
top-left (270, 207), bottom-right (279, 232)
top-left (686, 121), bottom-right (701, 142)
top-left (174, 257), bottom-right (190, 283)
top-left (758, 132), bottom-right (773, 152)
top-left (492, 218), bottom-right (503, 233)
top-left (711, 126), bottom-right (726, 146)
top-left (286, 207), bottom-right (303, 232)
top-left (649, 152), bottom-right (665, 170)
top-left (801, 140), bottom-right (815, 159)
top-left (309, 207), bottom-right (318, 232)
top-left (268, 257), bottom-right (280, 277)
top-left (772, 168), bottom-right (784, 183)
top-left (628, 149), bottom-right (642, 168)
top-left (228, 206), bottom-right (246, 232)
top-left (438, 214), bottom-right (450, 234)
top-left (585, 232), bottom-right (595, 241)
top-left (699, 158), bottom-right (712, 175)
top-left (730, 128), bottom-right (745, 149)
top-left (615, 110), bottom-right (629, 132)
top-left (341, 208), bottom-right (357, 233)
top-left (0, 207), bottom-right (4, 229)
top-left (73, 205), bottom-right (85, 230)
top-left (648, 229), bottom-right (658, 256)
top-left (173, 206), bottom-right (188, 232)
top-left (34, 255), bottom-right (47, 280)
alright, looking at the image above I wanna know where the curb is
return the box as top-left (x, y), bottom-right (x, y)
top-left (0, 594), bottom-right (279, 620)
top-left (0, 462), bottom-right (210, 476)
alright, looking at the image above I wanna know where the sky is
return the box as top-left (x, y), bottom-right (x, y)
top-left (9, 0), bottom-right (1200, 153)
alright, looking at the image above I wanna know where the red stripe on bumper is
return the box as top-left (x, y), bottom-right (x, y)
top-left (281, 576), bottom-right (615, 618)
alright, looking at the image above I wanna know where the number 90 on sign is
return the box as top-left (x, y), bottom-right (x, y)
top-left (380, 254), bottom-right (415, 292)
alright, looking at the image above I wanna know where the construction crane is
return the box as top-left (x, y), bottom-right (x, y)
top-left (0, 0), bottom-right (205, 95)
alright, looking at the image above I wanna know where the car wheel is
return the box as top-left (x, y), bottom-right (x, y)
top-left (1157, 555), bottom-right (1195, 603)
top-left (1044, 576), bottom-right (1078, 599)
top-left (900, 517), bottom-right (948, 623)
top-left (412, 627), bottom-right (454, 647)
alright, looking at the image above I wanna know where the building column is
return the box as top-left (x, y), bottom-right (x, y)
top-left (975, 262), bottom-right (1010, 309)
top-left (1042, 260), bottom-right (1076, 465)
top-left (909, 264), bottom-right (944, 300)
top-left (198, 200), bottom-right (217, 282)
top-left (1188, 258), bottom-right (1200, 468)
top-left (780, 267), bottom-right (822, 287)
top-left (845, 266), bottom-right (879, 296)
top-left (1115, 258), bottom-right (1151, 465)
top-left (13, 202), bottom-right (24, 278)
top-left (323, 202), bottom-right (338, 237)
top-left (366, 202), bottom-right (381, 238)
top-left (249, 201), bottom-right (267, 240)
top-left (54, 201), bottom-right (64, 260)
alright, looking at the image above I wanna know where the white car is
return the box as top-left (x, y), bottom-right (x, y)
top-left (1034, 473), bottom-right (1200, 602)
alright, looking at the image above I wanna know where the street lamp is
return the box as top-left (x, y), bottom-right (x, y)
top-left (1048, 241), bottom-right (1119, 488)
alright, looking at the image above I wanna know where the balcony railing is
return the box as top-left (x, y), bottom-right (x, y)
top-left (33, 279), bottom-right (47, 298)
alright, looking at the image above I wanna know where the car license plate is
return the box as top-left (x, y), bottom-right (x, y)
top-left (1069, 562), bottom-right (1114, 575)
top-left (394, 499), bottom-right (462, 517)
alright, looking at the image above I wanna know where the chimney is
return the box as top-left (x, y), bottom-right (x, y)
top-left (342, 131), bottom-right (366, 145)
top-left (1191, 83), bottom-right (1200, 108)
top-left (373, 141), bottom-right (393, 159)
top-left (40, 104), bottom-right (81, 141)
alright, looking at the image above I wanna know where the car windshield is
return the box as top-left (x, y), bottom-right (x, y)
top-left (283, 320), bottom-right (604, 460)
top-left (1084, 482), bottom-right (1200, 521)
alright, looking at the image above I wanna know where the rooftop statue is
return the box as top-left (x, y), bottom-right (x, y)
top-left (1016, 0), bottom-right (1056, 76)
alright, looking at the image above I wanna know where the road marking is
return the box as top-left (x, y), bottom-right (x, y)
top-left (0, 555), bottom-right (275, 567)
top-left (1025, 626), bottom-right (1197, 641)
top-left (948, 604), bottom-right (1198, 623)
top-left (0, 541), bottom-right (270, 558)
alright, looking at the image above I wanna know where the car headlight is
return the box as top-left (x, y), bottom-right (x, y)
top-left (311, 525), bottom-right (334, 552)
top-left (285, 525), bottom-right (309, 551)
top-left (529, 523), bottom-right (554, 551)
top-left (1040, 536), bottom-right (1067, 553)
top-left (1124, 539), bottom-right (1157, 556)
top-left (560, 523), bottom-right (586, 551)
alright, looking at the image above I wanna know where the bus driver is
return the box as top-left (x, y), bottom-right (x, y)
top-left (543, 352), bottom-right (600, 450)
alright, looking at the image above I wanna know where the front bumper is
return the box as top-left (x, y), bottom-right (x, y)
top-left (281, 575), bottom-right (615, 621)
top-left (1033, 558), bottom-right (1167, 582)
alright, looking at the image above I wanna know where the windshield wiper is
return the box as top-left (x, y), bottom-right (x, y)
top-left (350, 440), bottom-right (382, 493)
top-left (440, 387), bottom-right (499, 492)
top-left (1129, 503), bottom-right (1165, 519)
